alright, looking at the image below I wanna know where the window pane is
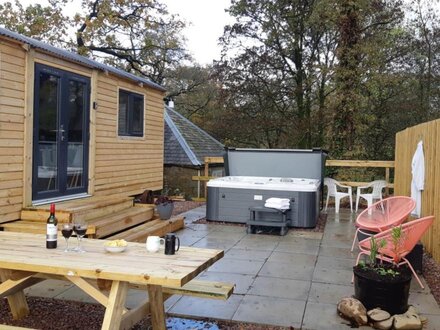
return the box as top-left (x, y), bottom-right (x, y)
top-left (132, 96), bottom-right (144, 135)
top-left (118, 91), bottom-right (129, 135)
top-left (67, 80), bottom-right (85, 188)
top-left (38, 72), bottom-right (59, 192)
top-left (118, 89), bottom-right (144, 137)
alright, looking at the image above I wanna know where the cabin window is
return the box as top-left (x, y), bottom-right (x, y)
top-left (118, 90), bottom-right (144, 137)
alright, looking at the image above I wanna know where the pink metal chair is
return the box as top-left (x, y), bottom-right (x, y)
top-left (354, 216), bottom-right (434, 288)
top-left (350, 196), bottom-right (416, 251)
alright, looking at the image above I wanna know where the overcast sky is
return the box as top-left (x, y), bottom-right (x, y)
top-left (9, 0), bottom-right (440, 65)
top-left (14, 0), bottom-right (233, 65)
top-left (163, 0), bottom-right (233, 65)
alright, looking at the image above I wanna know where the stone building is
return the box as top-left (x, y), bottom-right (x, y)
top-left (164, 106), bottom-right (224, 199)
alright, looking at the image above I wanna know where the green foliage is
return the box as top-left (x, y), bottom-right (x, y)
top-left (368, 236), bottom-right (386, 267)
top-left (0, 0), bottom-right (190, 86)
top-left (358, 221), bottom-right (412, 280)
top-left (391, 225), bottom-right (405, 264)
top-left (1, 0), bottom-right (439, 152)
top-left (377, 267), bottom-right (400, 277)
top-left (0, 0), bottom-right (72, 48)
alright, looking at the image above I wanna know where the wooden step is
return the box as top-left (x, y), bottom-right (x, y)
top-left (1, 204), bottom-right (153, 238)
top-left (0, 221), bottom-right (96, 236)
top-left (91, 206), bottom-right (154, 238)
top-left (107, 216), bottom-right (184, 242)
top-left (20, 195), bottom-right (134, 223)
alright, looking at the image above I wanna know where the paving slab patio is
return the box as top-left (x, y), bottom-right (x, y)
top-left (24, 205), bottom-right (440, 329)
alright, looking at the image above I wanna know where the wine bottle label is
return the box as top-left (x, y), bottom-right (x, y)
top-left (46, 224), bottom-right (57, 241)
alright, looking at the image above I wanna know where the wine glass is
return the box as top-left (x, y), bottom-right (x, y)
top-left (73, 220), bottom-right (88, 253)
top-left (61, 223), bottom-right (73, 252)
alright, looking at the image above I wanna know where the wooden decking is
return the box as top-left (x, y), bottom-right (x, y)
top-left (0, 195), bottom-right (184, 239)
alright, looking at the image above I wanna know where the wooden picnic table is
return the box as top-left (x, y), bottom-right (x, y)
top-left (0, 231), bottom-right (224, 330)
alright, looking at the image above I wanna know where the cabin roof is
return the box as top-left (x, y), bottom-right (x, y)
top-left (164, 106), bottom-right (224, 167)
top-left (0, 27), bottom-right (165, 92)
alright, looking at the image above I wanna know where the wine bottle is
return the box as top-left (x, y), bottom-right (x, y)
top-left (46, 203), bottom-right (58, 249)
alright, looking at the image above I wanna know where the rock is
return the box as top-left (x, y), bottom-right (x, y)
top-left (368, 308), bottom-right (391, 322)
top-left (393, 312), bottom-right (422, 330)
top-left (373, 316), bottom-right (394, 330)
top-left (419, 315), bottom-right (428, 326)
top-left (337, 297), bottom-right (368, 326)
top-left (407, 305), bottom-right (418, 315)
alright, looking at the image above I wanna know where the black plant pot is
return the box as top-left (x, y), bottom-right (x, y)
top-left (353, 265), bottom-right (412, 315)
top-left (156, 203), bottom-right (174, 220)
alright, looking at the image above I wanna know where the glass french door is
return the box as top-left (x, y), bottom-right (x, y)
top-left (32, 64), bottom-right (90, 201)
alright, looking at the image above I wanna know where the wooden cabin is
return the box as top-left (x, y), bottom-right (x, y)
top-left (0, 27), bottom-right (166, 231)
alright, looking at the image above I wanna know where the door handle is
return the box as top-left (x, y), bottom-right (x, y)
top-left (59, 125), bottom-right (66, 141)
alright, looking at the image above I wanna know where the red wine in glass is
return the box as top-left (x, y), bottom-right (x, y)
top-left (62, 228), bottom-right (73, 239)
top-left (73, 223), bottom-right (88, 252)
top-left (62, 223), bottom-right (73, 252)
top-left (75, 227), bottom-right (87, 236)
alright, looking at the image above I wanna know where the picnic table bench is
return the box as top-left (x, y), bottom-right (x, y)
top-left (0, 232), bottom-right (234, 330)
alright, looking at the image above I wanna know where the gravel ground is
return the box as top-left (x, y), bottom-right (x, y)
top-left (0, 297), bottom-right (290, 330)
top-left (171, 200), bottom-right (205, 216)
top-left (0, 202), bottom-right (438, 329)
top-left (423, 252), bottom-right (440, 305)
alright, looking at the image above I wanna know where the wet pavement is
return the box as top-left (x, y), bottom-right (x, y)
top-left (25, 206), bottom-right (440, 329)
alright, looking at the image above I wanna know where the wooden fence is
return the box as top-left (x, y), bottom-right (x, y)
top-left (193, 157), bottom-right (395, 198)
top-left (395, 119), bottom-right (440, 262)
top-left (326, 160), bottom-right (394, 190)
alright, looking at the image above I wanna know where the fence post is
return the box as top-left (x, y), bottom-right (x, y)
top-left (204, 160), bottom-right (209, 199)
top-left (385, 167), bottom-right (390, 195)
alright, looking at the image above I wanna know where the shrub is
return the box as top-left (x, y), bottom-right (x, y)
top-left (154, 195), bottom-right (173, 206)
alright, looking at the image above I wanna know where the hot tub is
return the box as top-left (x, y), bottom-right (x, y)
top-left (206, 148), bottom-right (327, 228)
top-left (207, 176), bottom-right (321, 227)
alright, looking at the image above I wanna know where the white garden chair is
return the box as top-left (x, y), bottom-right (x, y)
top-left (355, 180), bottom-right (387, 212)
top-left (324, 177), bottom-right (353, 213)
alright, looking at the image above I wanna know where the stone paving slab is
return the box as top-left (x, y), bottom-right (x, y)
top-left (203, 230), bottom-right (247, 240)
top-left (196, 271), bottom-right (255, 295)
top-left (234, 236), bottom-right (281, 251)
top-left (302, 301), bottom-right (371, 330)
top-left (225, 247), bottom-right (272, 261)
top-left (169, 294), bottom-right (243, 320)
top-left (192, 237), bottom-right (238, 251)
top-left (308, 282), bottom-right (354, 304)
top-left (312, 266), bottom-right (354, 286)
top-left (206, 258), bottom-right (265, 275)
top-left (23, 206), bottom-right (440, 329)
top-left (247, 276), bottom-right (311, 300)
top-left (315, 255), bottom-right (356, 270)
top-left (283, 230), bottom-right (323, 240)
top-left (409, 292), bottom-right (440, 315)
top-left (275, 238), bottom-right (321, 255)
top-left (267, 251), bottom-right (317, 264)
top-left (318, 245), bottom-right (358, 259)
top-left (24, 279), bottom-right (72, 299)
top-left (232, 294), bottom-right (306, 328)
top-left (259, 260), bottom-right (316, 280)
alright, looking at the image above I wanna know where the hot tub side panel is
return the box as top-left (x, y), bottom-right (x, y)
top-left (207, 186), bottom-right (319, 227)
top-left (291, 191), bottom-right (320, 228)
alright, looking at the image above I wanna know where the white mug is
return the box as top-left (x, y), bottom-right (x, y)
top-left (146, 236), bottom-right (165, 253)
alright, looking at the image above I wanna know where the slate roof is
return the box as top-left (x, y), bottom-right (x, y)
top-left (164, 106), bottom-right (224, 166)
top-left (0, 27), bottom-right (165, 92)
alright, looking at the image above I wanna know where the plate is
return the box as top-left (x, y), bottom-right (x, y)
top-left (104, 245), bottom-right (126, 253)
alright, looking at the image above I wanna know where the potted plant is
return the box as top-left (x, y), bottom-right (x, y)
top-left (353, 226), bottom-right (412, 315)
top-left (154, 195), bottom-right (174, 220)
